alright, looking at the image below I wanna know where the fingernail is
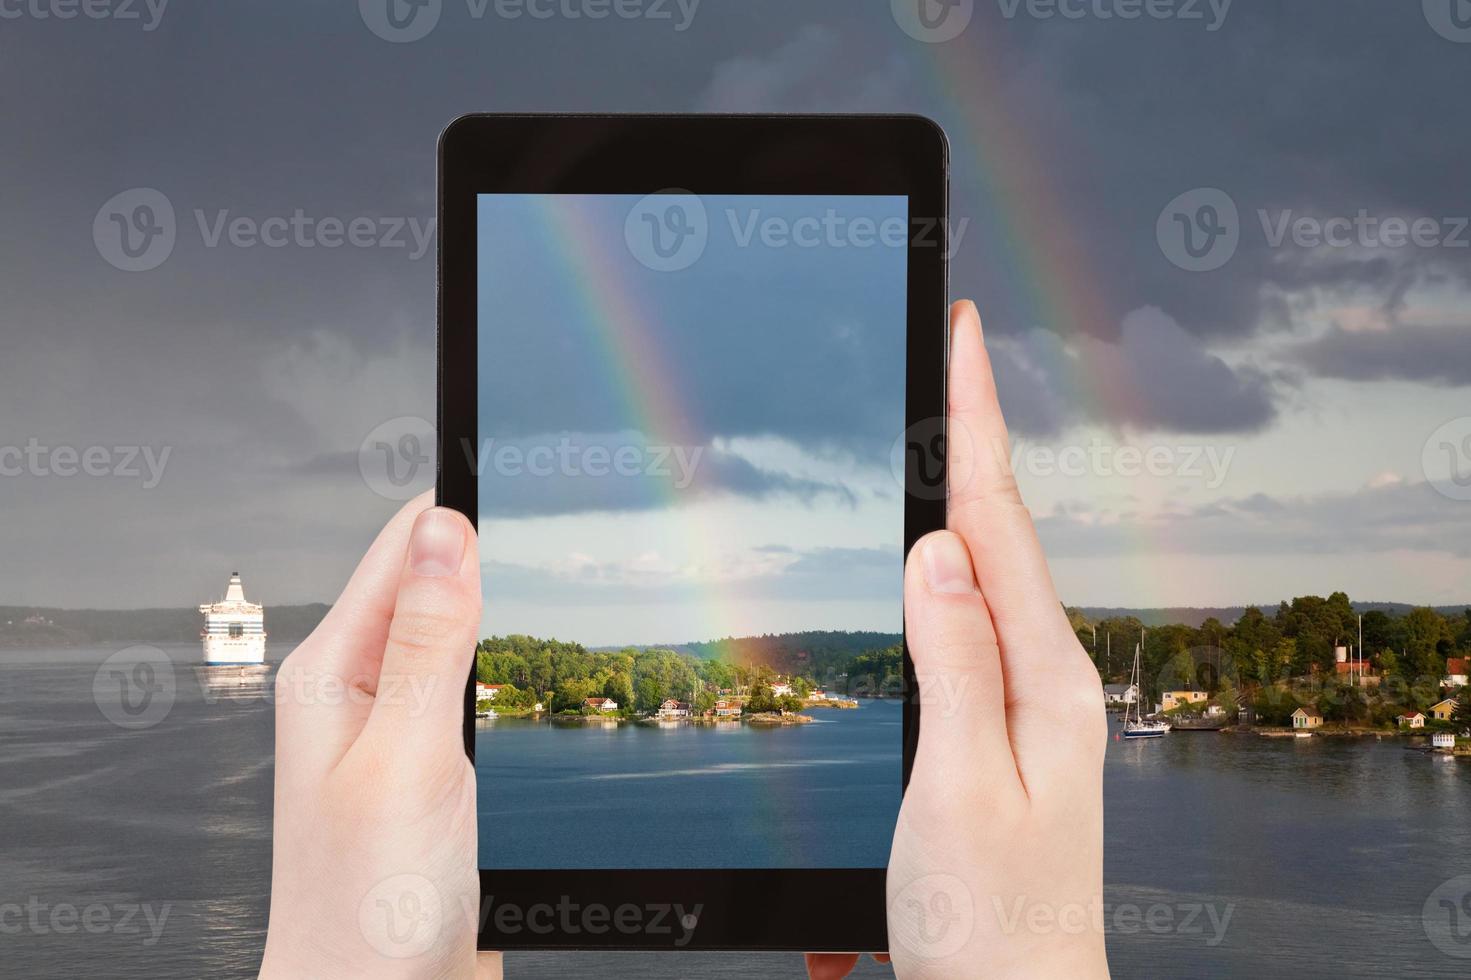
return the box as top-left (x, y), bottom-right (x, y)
top-left (409, 509), bottom-right (466, 578)
top-left (922, 532), bottom-right (977, 595)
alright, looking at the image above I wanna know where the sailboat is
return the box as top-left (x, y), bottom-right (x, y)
top-left (1122, 643), bottom-right (1170, 739)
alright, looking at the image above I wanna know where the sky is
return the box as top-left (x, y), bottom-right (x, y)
top-left (476, 194), bottom-right (909, 644)
top-left (3, 1), bottom-right (1469, 628)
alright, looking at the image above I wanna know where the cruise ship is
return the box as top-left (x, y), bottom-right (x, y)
top-left (199, 573), bottom-right (267, 665)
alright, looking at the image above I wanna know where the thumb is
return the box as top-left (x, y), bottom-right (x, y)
top-left (358, 506), bottom-right (481, 759)
top-left (903, 531), bottom-right (1013, 789)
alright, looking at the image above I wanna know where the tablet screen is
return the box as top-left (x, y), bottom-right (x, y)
top-left (474, 193), bottom-right (908, 870)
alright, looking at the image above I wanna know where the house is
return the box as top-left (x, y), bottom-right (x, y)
top-left (808, 690), bottom-right (829, 702)
top-left (1161, 690), bottom-right (1209, 712)
top-left (771, 682), bottom-right (794, 698)
top-left (475, 683), bottom-right (506, 701)
top-left (1205, 704), bottom-right (1226, 718)
top-left (1103, 683), bottom-right (1139, 707)
top-left (1445, 658), bottom-right (1469, 689)
top-left (1432, 732), bottom-right (1456, 749)
top-left (713, 699), bottom-right (742, 718)
top-left (1398, 711), bottom-right (1426, 729)
top-left (583, 697), bottom-right (619, 713)
top-left (1430, 698), bottom-right (1458, 722)
top-left (655, 699), bottom-right (690, 719)
top-left (1292, 706), bottom-right (1323, 730)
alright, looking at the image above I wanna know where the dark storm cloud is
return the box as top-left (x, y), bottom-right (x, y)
top-left (1293, 324), bottom-right (1471, 386)
top-left (989, 307), bottom-right (1278, 436)
top-left (4, 0), bottom-right (1468, 604)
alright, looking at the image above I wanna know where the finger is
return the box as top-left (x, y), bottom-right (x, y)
top-left (903, 532), bottom-right (1018, 795)
top-left (804, 953), bottom-right (858, 979)
top-left (475, 951), bottom-right (504, 979)
top-left (355, 506), bottom-right (481, 761)
top-left (945, 300), bottom-right (1104, 786)
top-left (275, 492), bottom-right (434, 780)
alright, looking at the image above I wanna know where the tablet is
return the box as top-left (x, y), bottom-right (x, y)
top-left (438, 113), bottom-right (948, 952)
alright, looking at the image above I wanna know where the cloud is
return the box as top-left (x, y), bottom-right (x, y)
top-left (989, 307), bottom-right (1279, 436)
top-left (697, 25), bottom-right (911, 113)
top-left (1292, 323), bottom-right (1471, 386)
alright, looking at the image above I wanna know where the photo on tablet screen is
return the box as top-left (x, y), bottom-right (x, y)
top-left (473, 193), bottom-right (909, 870)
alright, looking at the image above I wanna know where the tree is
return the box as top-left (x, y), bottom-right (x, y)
top-left (746, 683), bottom-right (778, 714)
top-left (1453, 687), bottom-right (1471, 736)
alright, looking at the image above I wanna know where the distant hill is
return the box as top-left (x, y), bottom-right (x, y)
top-left (1075, 602), bottom-right (1471, 629)
top-left (0, 604), bottom-right (331, 648)
top-left (598, 630), bottom-right (903, 677)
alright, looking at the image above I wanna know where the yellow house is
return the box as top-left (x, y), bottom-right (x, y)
top-left (1430, 698), bottom-right (1458, 722)
top-left (1161, 690), bottom-right (1209, 712)
top-left (1292, 707), bottom-right (1324, 730)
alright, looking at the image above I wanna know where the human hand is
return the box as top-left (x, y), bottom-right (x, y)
top-left (259, 495), bottom-right (502, 979)
top-left (808, 301), bottom-right (1109, 980)
top-left (887, 301), bottom-right (1108, 978)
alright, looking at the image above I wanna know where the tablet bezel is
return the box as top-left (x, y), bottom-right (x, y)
top-left (438, 113), bottom-right (948, 952)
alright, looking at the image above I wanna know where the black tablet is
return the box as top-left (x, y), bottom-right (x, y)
top-left (438, 113), bottom-right (948, 952)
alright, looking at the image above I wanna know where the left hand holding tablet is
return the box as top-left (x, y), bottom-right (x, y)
top-left (258, 498), bottom-right (503, 979)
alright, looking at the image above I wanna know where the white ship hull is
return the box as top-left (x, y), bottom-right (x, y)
top-left (202, 634), bottom-right (267, 666)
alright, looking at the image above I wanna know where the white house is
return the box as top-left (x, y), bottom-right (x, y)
top-left (584, 697), bottom-right (619, 713)
top-left (655, 699), bottom-right (690, 719)
top-left (1398, 711), bottom-right (1426, 729)
top-left (771, 682), bottom-right (794, 698)
top-left (475, 683), bottom-right (507, 701)
top-left (808, 690), bottom-right (829, 702)
top-left (1103, 683), bottom-right (1139, 707)
top-left (1444, 658), bottom-right (1469, 689)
